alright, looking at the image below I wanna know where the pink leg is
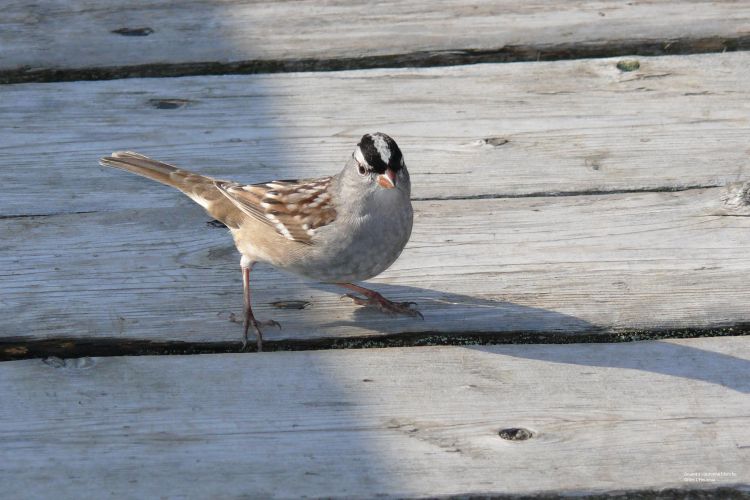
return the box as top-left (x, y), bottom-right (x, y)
top-left (241, 262), bottom-right (280, 352)
top-left (338, 283), bottom-right (423, 319)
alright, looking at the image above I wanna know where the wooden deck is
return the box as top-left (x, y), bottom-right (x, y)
top-left (2, 1), bottom-right (749, 498)
top-left (3, 338), bottom-right (749, 498)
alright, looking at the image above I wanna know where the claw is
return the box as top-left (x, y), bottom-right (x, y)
top-left (341, 288), bottom-right (423, 319)
top-left (393, 302), bottom-right (423, 320)
top-left (343, 293), bottom-right (368, 307)
top-left (263, 319), bottom-right (282, 330)
top-left (246, 319), bottom-right (282, 352)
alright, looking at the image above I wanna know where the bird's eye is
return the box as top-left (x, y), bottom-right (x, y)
top-left (357, 164), bottom-right (367, 176)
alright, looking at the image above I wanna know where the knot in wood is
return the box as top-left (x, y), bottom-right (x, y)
top-left (480, 137), bottom-right (509, 147)
top-left (111, 27), bottom-right (154, 37)
top-left (148, 98), bottom-right (192, 109)
top-left (721, 181), bottom-right (750, 209)
top-left (617, 59), bottom-right (640, 72)
top-left (498, 427), bottom-right (533, 441)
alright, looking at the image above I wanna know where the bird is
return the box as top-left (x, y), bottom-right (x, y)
top-left (99, 133), bottom-right (421, 351)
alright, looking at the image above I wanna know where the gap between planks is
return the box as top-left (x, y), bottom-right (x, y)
top-left (2, 324), bottom-right (750, 362)
top-left (3, 35), bottom-right (749, 85)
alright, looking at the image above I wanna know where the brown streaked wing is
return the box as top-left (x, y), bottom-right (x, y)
top-left (215, 177), bottom-right (337, 244)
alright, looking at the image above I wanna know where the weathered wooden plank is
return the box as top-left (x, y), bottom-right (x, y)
top-left (2, 183), bottom-right (749, 345)
top-left (1, 337), bottom-right (748, 498)
top-left (2, 0), bottom-right (749, 79)
top-left (2, 52), bottom-right (749, 217)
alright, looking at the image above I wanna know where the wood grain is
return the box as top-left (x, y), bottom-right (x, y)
top-left (3, 183), bottom-right (749, 344)
top-left (2, 52), bottom-right (750, 217)
top-left (1, 337), bottom-right (748, 498)
top-left (2, 0), bottom-right (749, 76)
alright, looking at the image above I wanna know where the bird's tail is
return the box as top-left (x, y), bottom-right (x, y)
top-left (99, 151), bottom-right (226, 209)
top-left (99, 151), bottom-right (198, 189)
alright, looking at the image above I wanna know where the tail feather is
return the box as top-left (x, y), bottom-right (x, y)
top-left (99, 151), bottom-right (185, 188)
top-left (99, 151), bottom-right (231, 216)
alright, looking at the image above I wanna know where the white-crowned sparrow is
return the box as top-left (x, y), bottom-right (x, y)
top-left (100, 133), bottom-right (421, 351)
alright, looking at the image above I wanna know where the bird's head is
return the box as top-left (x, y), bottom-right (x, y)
top-left (349, 132), bottom-right (409, 193)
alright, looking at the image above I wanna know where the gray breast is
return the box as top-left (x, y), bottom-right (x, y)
top-left (288, 192), bottom-right (413, 283)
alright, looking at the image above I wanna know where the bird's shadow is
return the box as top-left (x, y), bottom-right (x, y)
top-left (309, 281), bottom-right (593, 332)
top-left (305, 281), bottom-right (750, 394)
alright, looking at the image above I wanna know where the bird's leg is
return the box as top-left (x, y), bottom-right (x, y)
top-left (241, 263), bottom-right (256, 350)
top-left (338, 283), bottom-right (423, 319)
top-left (241, 259), bottom-right (280, 352)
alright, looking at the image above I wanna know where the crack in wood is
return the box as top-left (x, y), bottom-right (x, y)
top-left (2, 35), bottom-right (749, 84)
top-left (412, 183), bottom-right (722, 202)
top-left (0, 211), bottom-right (97, 220)
top-left (110, 27), bottom-right (154, 37)
top-left (2, 324), bottom-right (749, 362)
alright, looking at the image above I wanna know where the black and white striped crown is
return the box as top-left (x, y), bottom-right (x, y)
top-left (356, 133), bottom-right (404, 174)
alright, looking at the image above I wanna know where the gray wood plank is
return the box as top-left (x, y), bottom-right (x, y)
top-left (2, 0), bottom-right (748, 76)
top-left (1, 337), bottom-right (748, 498)
top-left (3, 183), bottom-right (749, 344)
top-left (2, 52), bottom-right (749, 217)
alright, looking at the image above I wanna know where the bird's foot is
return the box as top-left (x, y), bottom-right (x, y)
top-left (242, 318), bottom-right (282, 352)
top-left (344, 293), bottom-right (424, 320)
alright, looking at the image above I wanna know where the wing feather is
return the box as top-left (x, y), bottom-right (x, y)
top-left (215, 177), bottom-right (336, 244)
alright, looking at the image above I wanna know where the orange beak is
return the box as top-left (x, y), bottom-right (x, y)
top-left (377, 168), bottom-right (397, 189)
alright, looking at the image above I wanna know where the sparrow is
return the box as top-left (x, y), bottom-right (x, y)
top-left (99, 133), bottom-right (421, 351)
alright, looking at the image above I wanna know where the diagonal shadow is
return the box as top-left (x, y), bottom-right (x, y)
top-left (305, 281), bottom-right (750, 394)
top-left (469, 338), bottom-right (750, 394)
